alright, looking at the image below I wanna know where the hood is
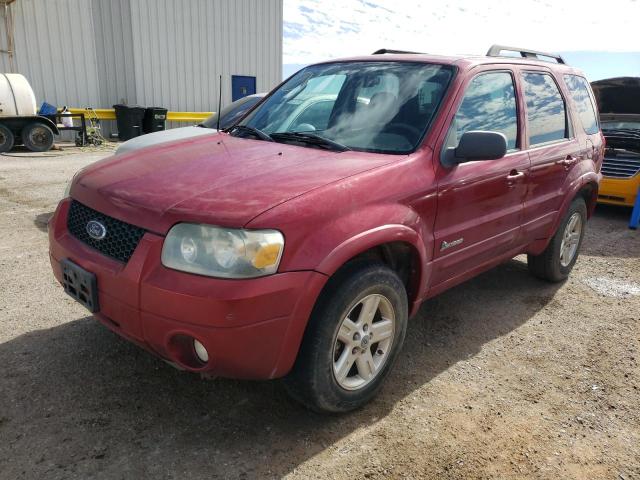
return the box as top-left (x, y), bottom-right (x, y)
top-left (115, 126), bottom-right (216, 155)
top-left (591, 77), bottom-right (640, 114)
top-left (72, 133), bottom-right (395, 233)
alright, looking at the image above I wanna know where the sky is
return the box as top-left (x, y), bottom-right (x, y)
top-left (282, 0), bottom-right (640, 81)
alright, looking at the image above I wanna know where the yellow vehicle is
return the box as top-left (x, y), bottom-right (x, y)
top-left (591, 77), bottom-right (640, 207)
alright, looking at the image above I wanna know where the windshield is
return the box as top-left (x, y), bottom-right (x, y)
top-left (236, 61), bottom-right (454, 154)
top-left (200, 95), bottom-right (263, 130)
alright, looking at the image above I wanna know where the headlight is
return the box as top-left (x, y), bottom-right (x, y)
top-left (161, 223), bottom-right (284, 278)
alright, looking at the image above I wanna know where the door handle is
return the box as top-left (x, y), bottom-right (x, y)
top-left (506, 170), bottom-right (525, 187)
top-left (506, 170), bottom-right (525, 180)
top-left (556, 155), bottom-right (579, 167)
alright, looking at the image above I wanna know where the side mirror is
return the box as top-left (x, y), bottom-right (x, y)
top-left (441, 131), bottom-right (508, 167)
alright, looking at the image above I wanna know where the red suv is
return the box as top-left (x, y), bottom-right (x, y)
top-left (49, 46), bottom-right (603, 412)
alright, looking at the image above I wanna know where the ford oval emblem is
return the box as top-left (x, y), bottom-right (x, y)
top-left (86, 220), bottom-right (107, 240)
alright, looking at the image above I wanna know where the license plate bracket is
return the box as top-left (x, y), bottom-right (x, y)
top-left (60, 259), bottom-right (99, 313)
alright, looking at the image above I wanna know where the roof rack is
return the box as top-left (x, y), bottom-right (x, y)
top-left (486, 45), bottom-right (566, 64)
top-left (372, 48), bottom-right (425, 55)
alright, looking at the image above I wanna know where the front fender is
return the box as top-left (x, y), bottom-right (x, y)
top-left (316, 223), bottom-right (426, 274)
top-left (272, 200), bottom-right (435, 311)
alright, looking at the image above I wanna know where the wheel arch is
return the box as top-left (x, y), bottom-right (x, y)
top-left (550, 173), bottom-right (600, 234)
top-left (529, 173), bottom-right (600, 256)
top-left (315, 224), bottom-right (429, 316)
top-left (577, 179), bottom-right (599, 218)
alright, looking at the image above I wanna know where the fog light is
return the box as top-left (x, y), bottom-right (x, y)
top-left (193, 339), bottom-right (209, 363)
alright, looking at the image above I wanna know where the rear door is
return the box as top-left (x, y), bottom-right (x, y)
top-left (431, 68), bottom-right (529, 287)
top-left (520, 70), bottom-right (582, 239)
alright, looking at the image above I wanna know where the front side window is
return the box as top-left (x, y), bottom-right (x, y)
top-left (563, 74), bottom-right (599, 135)
top-left (238, 61), bottom-right (454, 154)
top-left (446, 71), bottom-right (518, 150)
top-left (523, 72), bottom-right (569, 145)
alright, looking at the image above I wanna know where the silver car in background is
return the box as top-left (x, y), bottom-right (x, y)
top-left (115, 93), bottom-right (265, 155)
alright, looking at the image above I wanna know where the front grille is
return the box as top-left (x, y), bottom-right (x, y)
top-left (601, 149), bottom-right (640, 178)
top-left (67, 200), bottom-right (146, 263)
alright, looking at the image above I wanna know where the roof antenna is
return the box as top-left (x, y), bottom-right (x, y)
top-left (216, 74), bottom-right (223, 131)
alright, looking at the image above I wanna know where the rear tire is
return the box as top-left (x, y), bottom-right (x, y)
top-left (527, 197), bottom-right (587, 282)
top-left (22, 122), bottom-right (54, 152)
top-left (0, 123), bottom-right (15, 153)
top-left (284, 261), bottom-right (408, 413)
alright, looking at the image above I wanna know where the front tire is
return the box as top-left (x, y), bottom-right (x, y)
top-left (527, 197), bottom-right (587, 282)
top-left (284, 261), bottom-right (408, 413)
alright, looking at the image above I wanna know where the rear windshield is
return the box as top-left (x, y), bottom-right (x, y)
top-left (238, 61), bottom-right (454, 154)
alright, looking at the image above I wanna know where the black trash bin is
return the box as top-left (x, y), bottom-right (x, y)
top-left (143, 107), bottom-right (168, 134)
top-left (113, 104), bottom-right (146, 141)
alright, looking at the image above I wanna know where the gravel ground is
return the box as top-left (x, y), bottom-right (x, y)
top-left (0, 147), bottom-right (639, 479)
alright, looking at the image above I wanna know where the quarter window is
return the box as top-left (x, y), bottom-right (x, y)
top-left (447, 72), bottom-right (518, 150)
top-left (563, 74), bottom-right (599, 135)
top-left (523, 72), bottom-right (569, 145)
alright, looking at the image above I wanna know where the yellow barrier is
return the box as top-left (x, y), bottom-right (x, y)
top-left (67, 108), bottom-right (213, 123)
top-left (68, 108), bottom-right (116, 120)
top-left (166, 111), bottom-right (212, 122)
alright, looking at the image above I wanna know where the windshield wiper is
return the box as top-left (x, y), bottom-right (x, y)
top-left (229, 125), bottom-right (273, 142)
top-left (270, 132), bottom-right (351, 152)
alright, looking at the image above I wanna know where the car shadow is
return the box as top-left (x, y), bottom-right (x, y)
top-left (0, 258), bottom-right (563, 479)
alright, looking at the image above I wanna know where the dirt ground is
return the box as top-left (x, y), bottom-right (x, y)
top-left (0, 145), bottom-right (639, 479)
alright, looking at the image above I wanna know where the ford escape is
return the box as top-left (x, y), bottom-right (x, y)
top-left (49, 45), bottom-right (603, 412)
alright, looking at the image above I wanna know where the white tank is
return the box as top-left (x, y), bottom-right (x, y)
top-left (0, 73), bottom-right (37, 117)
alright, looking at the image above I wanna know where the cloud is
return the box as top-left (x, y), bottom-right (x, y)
top-left (284, 0), bottom-right (640, 65)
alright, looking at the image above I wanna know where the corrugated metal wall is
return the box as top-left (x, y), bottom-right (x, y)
top-left (0, 0), bottom-right (282, 132)
top-left (0, 0), bottom-right (102, 107)
top-left (129, 0), bottom-right (282, 111)
top-left (91, 0), bottom-right (137, 107)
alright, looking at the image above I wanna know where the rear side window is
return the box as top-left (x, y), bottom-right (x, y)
top-left (564, 75), bottom-right (599, 135)
top-left (523, 72), bottom-right (568, 145)
top-left (447, 71), bottom-right (518, 150)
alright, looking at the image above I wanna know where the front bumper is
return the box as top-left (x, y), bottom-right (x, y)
top-left (598, 175), bottom-right (640, 207)
top-left (48, 199), bottom-right (327, 379)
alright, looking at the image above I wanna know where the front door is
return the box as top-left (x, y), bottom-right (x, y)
top-left (431, 69), bottom-right (530, 287)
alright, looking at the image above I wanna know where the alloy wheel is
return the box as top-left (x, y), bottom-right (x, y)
top-left (560, 212), bottom-right (582, 267)
top-left (332, 293), bottom-right (395, 391)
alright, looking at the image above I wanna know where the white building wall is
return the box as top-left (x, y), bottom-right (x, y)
top-left (91, 0), bottom-right (138, 107)
top-left (0, 0), bottom-right (282, 132)
top-left (0, 0), bottom-right (102, 108)
top-left (129, 0), bottom-right (282, 111)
